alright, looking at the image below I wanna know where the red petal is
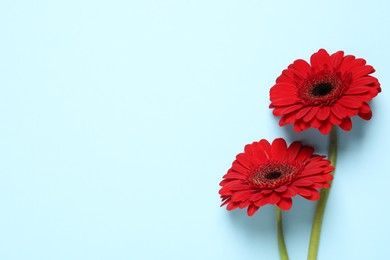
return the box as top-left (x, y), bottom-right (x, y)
top-left (339, 56), bottom-right (364, 73)
top-left (284, 141), bottom-right (302, 161)
top-left (273, 104), bottom-right (304, 116)
top-left (310, 49), bottom-right (330, 71)
top-left (227, 202), bottom-right (240, 210)
top-left (351, 92), bottom-right (377, 102)
top-left (231, 161), bottom-right (250, 175)
top-left (271, 138), bottom-right (288, 160)
top-left (236, 154), bottom-right (255, 169)
top-left (230, 184), bottom-right (252, 191)
top-left (276, 73), bottom-right (294, 84)
top-left (270, 83), bottom-right (297, 94)
top-left (328, 112), bottom-right (342, 125)
top-left (220, 179), bottom-right (241, 188)
top-left (220, 198), bottom-right (230, 207)
top-left (296, 106), bottom-right (312, 119)
top-left (296, 187), bottom-right (313, 197)
top-left (231, 190), bottom-right (256, 202)
top-left (299, 168), bottom-right (326, 177)
top-left (303, 106), bottom-right (318, 122)
top-left (291, 59), bottom-right (311, 78)
top-left (219, 189), bottom-right (233, 196)
top-left (358, 103), bottom-right (372, 120)
top-left (252, 146), bottom-right (269, 162)
top-left (280, 112), bottom-right (298, 126)
top-left (339, 117), bottom-right (352, 131)
top-left (350, 76), bottom-right (379, 88)
top-left (281, 186), bottom-right (298, 197)
top-left (299, 189), bottom-right (320, 201)
top-left (338, 55), bottom-right (355, 73)
top-left (258, 139), bottom-right (271, 159)
top-left (254, 198), bottom-right (269, 207)
top-left (294, 179), bottom-right (314, 187)
top-left (247, 204), bottom-right (259, 216)
top-left (239, 200), bottom-right (251, 209)
top-left (359, 102), bottom-right (371, 113)
top-left (330, 50), bottom-right (344, 70)
top-left (275, 185), bottom-right (288, 193)
top-left (221, 180), bottom-right (247, 189)
top-left (344, 107), bottom-right (358, 117)
top-left (281, 68), bottom-right (301, 82)
top-left (297, 120), bottom-right (310, 131)
top-left (316, 106), bottom-right (331, 120)
top-left (271, 97), bottom-right (299, 106)
top-left (351, 65), bottom-right (375, 80)
top-left (294, 122), bottom-right (303, 132)
top-left (305, 159), bottom-right (332, 169)
top-left (338, 96), bottom-right (362, 108)
top-left (331, 103), bottom-right (347, 119)
top-left (311, 117), bottom-right (322, 128)
top-left (277, 198), bottom-right (293, 210)
top-left (345, 86), bottom-right (371, 95)
top-left (321, 171), bottom-right (334, 181)
top-left (244, 143), bottom-right (255, 155)
top-left (222, 172), bottom-right (244, 180)
top-left (319, 120), bottom-right (332, 134)
top-left (296, 146), bottom-right (314, 161)
top-left (299, 175), bottom-right (328, 183)
top-left (249, 192), bottom-right (264, 202)
top-left (268, 192), bottom-right (281, 204)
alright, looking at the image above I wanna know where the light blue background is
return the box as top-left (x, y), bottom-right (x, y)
top-left (1, 1), bottom-right (389, 259)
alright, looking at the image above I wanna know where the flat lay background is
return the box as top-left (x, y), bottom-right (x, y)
top-left (1, 0), bottom-right (389, 259)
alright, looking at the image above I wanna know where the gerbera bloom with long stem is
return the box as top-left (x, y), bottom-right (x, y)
top-left (269, 49), bottom-right (381, 134)
top-left (219, 138), bottom-right (334, 216)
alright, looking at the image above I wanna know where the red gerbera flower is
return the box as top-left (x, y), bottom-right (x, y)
top-left (219, 138), bottom-right (334, 216)
top-left (269, 49), bottom-right (381, 134)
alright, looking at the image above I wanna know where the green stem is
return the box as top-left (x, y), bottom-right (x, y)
top-left (276, 207), bottom-right (289, 260)
top-left (307, 127), bottom-right (338, 260)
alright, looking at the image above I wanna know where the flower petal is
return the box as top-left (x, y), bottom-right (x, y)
top-left (330, 50), bottom-right (344, 70)
top-left (291, 59), bottom-right (311, 78)
top-left (284, 141), bottom-right (301, 161)
top-left (267, 192), bottom-right (281, 204)
top-left (339, 117), bottom-right (352, 131)
top-left (351, 65), bottom-right (375, 80)
top-left (247, 204), bottom-right (259, 216)
top-left (316, 106), bottom-right (331, 121)
top-left (319, 120), bottom-right (332, 134)
top-left (338, 96), bottom-right (363, 109)
top-left (310, 49), bottom-right (330, 71)
top-left (277, 198), bottom-right (293, 210)
top-left (271, 138), bottom-right (288, 160)
top-left (331, 103), bottom-right (347, 119)
top-left (358, 103), bottom-right (372, 120)
top-left (299, 189), bottom-right (320, 201)
top-left (303, 106), bottom-right (318, 122)
top-left (231, 190), bottom-right (256, 202)
top-left (296, 106), bottom-right (312, 119)
top-left (296, 146), bottom-right (314, 161)
top-left (281, 186), bottom-right (298, 197)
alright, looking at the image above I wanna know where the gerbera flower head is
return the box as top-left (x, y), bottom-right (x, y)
top-left (219, 138), bottom-right (334, 216)
top-left (269, 49), bottom-right (381, 134)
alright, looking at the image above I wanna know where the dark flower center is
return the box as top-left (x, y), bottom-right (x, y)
top-left (265, 171), bottom-right (282, 180)
top-left (311, 82), bottom-right (333, 97)
top-left (248, 162), bottom-right (303, 189)
top-left (299, 71), bottom-right (349, 105)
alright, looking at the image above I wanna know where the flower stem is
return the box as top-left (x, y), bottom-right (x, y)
top-left (307, 127), bottom-right (338, 260)
top-left (276, 207), bottom-right (289, 260)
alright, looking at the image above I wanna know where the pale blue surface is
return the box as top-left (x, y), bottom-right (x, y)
top-left (1, 1), bottom-right (389, 259)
